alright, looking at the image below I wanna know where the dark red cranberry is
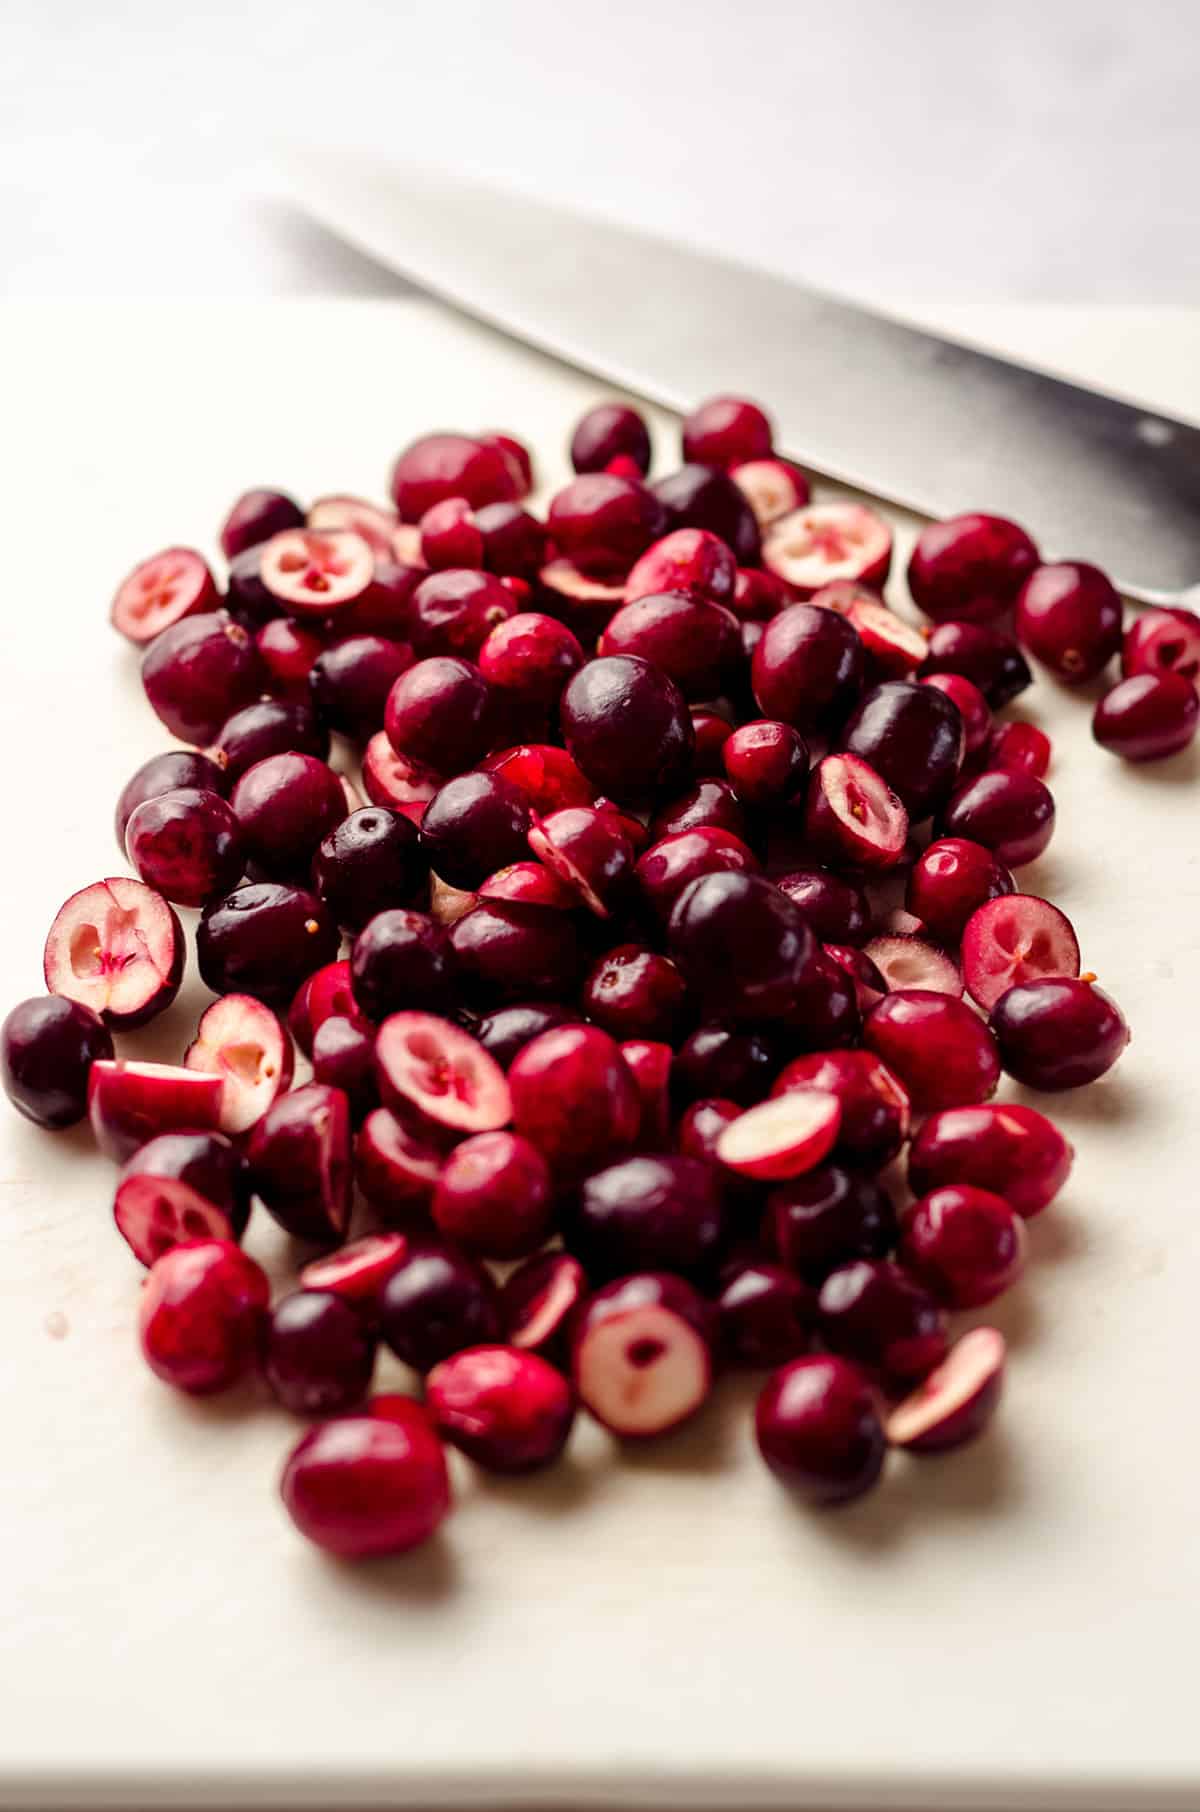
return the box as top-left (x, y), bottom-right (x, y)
top-left (125, 788), bottom-right (244, 907)
top-left (599, 592), bottom-right (741, 700)
top-left (838, 679), bottom-right (964, 821)
top-left (247, 1082), bottom-right (352, 1242)
top-left (113, 1129), bottom-right (251, 1263)
top-left (1, 995), bottom-right (114, 1129)
top-left (448, 901), bottom-right (582, 1004)
top-left (309, 635), bottom-right (413, 740)
top-left (477, 611), bottom-right (583, 712)
top-left (751, 603), bottom-right (864, 736)
top-left (898, 1186), bottom-right (1026, 1309)
top-left (115, 750), bottom-right (227, 853)
top-left (474, 1001), bottom-right (579, 1070)
top-left (682, 394), bottom-right (772, 468)
top-left (777, 953), bottom-right (862, 1052)
top-left (908, 1102), bottom-right (1073, 1218)
top-left (141, 610), bottom-right (262, 744)
top-left (717, 1260), bottom-right (812, 1367)
top-left (502, 1251), bottom-right (588, 1359)
top-left (417, 771), bottom-right (531, 891)
top-left (311, 1015), bottom-right (378, 1120)
top-left (390, 432), bottom-right (517, 521)
top-left (865, 990), bottom-right (1000, 1110)
top-left (672, 1023), bottom-right (778, 1107)
top-left (1122, 605), bottom-right (1200, 688)
top-left (378, 1239), bottom-right (502, 1372)
top-left (667, 870), bottom-right (818, 1021)
top-left (767, 1163), bottom-right (897, 1284)
top-left (755, 1355), bottom-right (885, 1503)
top-left (651, 464), bottom-right (761, 564)
top-left (939, 769), bottom-right (1055, 867)
top-left (560, 655), bottom-right (693, 804)
top-left (1015, 561), bottom-right (1123, 683)
top-left (722, 720), bottom-right (808, 811)
top-left (312, 806), bottom-right (425, 931)
top-left (197, 882), bottom-right (338, 1004)
top-left (818, 1258), bottom-right (947, 1384)
top-left (354, 1108), bottom-right (441, 1221)
top-left (138, 1240), bottom-right (269, 1396)
top-left (1092, 672), bottom-right (1199, 761)
top-left (920, 620), bottom-right (1032, 707)
top-left (565, 1154), bottom-right (726, 1282)
top-left (508, 1024), bottom-right (639, 1176)
top-left (571, 1271), bottom-right (715, 1438)
top-left (636, 827), bottom-right (760, 926)
top-left (987, 719), bottom-right (1052, 778)
top-left (220, 487), bottom-right (304, 559)
top-left (547, 473), bottom-right (666, 576)
top-left (432, 1131), bottom-right (554, 1258)
top-left (582, 944), bottom-right (688, 1042)
top-left (290, 959), bottom-right (364, 1057)
top-left (674, 1097), bottom-right (739, 1166)
top-left (990, 977), bottom-right (1129, 1090)
top-left (473, 502), bottom-right (547, 579)
top-left (209, 697), bottom-right (330, 785)
top-left (340, 554), bottom-right (423, 638)
top-left (772, 1050), bottom-right (910, 1171)
top-left (231, 753), bottom-right (346, 877)
top-left (732, 566), bottom-right (791, 620)
top-left (906, 837), bottom-right (1015, 942)
top-left (908, 512), bottom-right (1039, 624)
top-left (280, 1412), bottom-right (450, 1559)
top-left (568, 401), bottom-right (650, 475)
top-left (774, 868), bottom-right (869, 944)
top-left (649, 778), bottom-right (746, 842)
top-left (264, 1289), bottom-right (377, 1415)
top-left (350, 909), bottom-right (455, 1020)
top-left (527, 807), bottom-right (635, 917)
top-left (384, 656), bottom-right (492, 773)
top-left (920, 671), bottom-right (992, 760)
top-left (407, 569), bottom-right (515, 657)
top-left (426, 1347), bottom-right (575, 1473)
top-left (224, 544), bottom-right (279, 626)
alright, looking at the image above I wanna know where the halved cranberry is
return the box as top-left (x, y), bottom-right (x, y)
top-left (668, 870), bottom-right (818, 1021)
top-left (885, 1326), bottom-right (1005, 1452)
top-left (1122, 605), bottom-right (1200, 690)
top-left (571, 401), bottom-right (652, 475)
top-left (755, 1354), bottom-right (885, 1503)
top-left (716, 1090), bottom-right (842, 1182)
top-left (474, 1002), bottom-right (580, 1071)
top-left (572, 1271), bottom-right (714, 1439)
top-left (818, 1258), bottom-right (947, 1384)
top-left (483, 745), bottom-right (593, 818)
top-left (478, 862), bottom-right (576, 910)
top-left (246, 1082), bottom-right (351, 1242)
top-left (771, 1049), bottom-right (910, 1171)
top-left (502, 1252), bottom-right (587, 1360)
top-left (764, 503), bottom-right (892, 596)
top-left (600, 592), bottom-right (741, 700)
top-left (561, 655), bottom-right (694, 805)
top-left (804, 753), bottom-right (908, 870)
top-left (384, 655), bottom-right (492, 773)
top-left (908, 512), bottom-right (1039, 624)
top-left (139, 1239), bottom-right (269, 1396)
top-left (142, 610), bottom-right (262, 744)
top-left (110, 547), bottom-right (217, 644)
top-left (183, 993), bottom-right (293, 1134)
top-left (536, 559), bottom-right (627, 640)
top-left (44, 877), bottom-right (182, 1030)
top-left (672, 1022), bottom-right (778, 1107)
top-left (449, 900), bottom-right (582, 1003)
top-left (361, 733), bottom-right (442, 816)
top-left (908, 1102), bottom-right (1073, 1217)
top-left (986, 719), bottom-right (1052, 779)
top-left (432, 1131), bottom-right (554, 1258)
top-left (280, 1413), bottom-right (450, 1559)
top-left (299, 1232), bottom-right (409, 1307)
top-left (939, 769), bottom-right (1055, 867)
top-left (682, 394), bottom-right (773, 468)
top-left (125, 788), bottom-right (244, 908)
top-left (547, 473), bottom-right (666, 576)
top-left (355, 1107), bottom-right (442, 1220)
top-left (508, 1024), bottom-right (638, 1175)
top-left (722, 719), bottom-right (808, 811)
top-left (1015, 561), bottom-right (1123, 683)
top-left (290, 959), bottom-right (363, 1057)
top-left (87, 1060), bottom-right (223, 1163)
top-left (375, 1011), bottom-right (511, 1135)
top-left (379, 1238), bottom-right (502, 1371)
top-left (220, 488), bottom-right (304, 559)
top-left (1093, 672), bottom-right (1199, 761)
top-left (259, 528), bottom-right (374, 618)
top-left (582, 944), bottom-right (688, 1042)
top-left (752, 603), bottom-right (865, 735)
top-left (768, 1163), bottom-right (897, 1283)
top-left (990, 976), bottom-right (1129, 1090)
top-left (478, 612), bottom-right (583, 710)
top-left (624, 529), bottom-right (737, 607)
top-left (865, 990), bottom-right (1000, 1110)
top-left (308, 493), bottom-right (399, 554)
top-left (906, 837), bottom-right (1015, 942)
top-left (526, 806), bottom-right (633, 917)
top-left (652, 464), bottom-right (761, 565)
top-left (961, 894), bottom-right (1080, 1011)
top-left (263, 1290), bottom-right (377, 1416)
top-left (861, 934), bottom-right (963, 997)
top-left (390, 433), bottom-right (517, 521)
top-left (427, 1346), bottom-right (575, 1472)
top-left (920, 671), bottom-right (992, 759)
top-left (113, 1129), bottom-right (250, 1265)
top-left (730, 457), bottom-right (809, 528)
top-left (899, 1184), bottom-right (1026, 1309)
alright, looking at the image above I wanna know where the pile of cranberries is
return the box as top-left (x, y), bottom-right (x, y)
top-left (7, 388), bottom-right (1177, 1558)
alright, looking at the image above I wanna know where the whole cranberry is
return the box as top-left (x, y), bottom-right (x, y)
top-left (990, 977), bottom-right (1129, 1090)
top-left (138, 1240), bottom-right (269, 1395)
top-left (717, 1260), bottom-right (813, 1367)
top-left (419, 498), bottom-right (484, 570)
top-left (431, 1131), bottom-right (554, 1258)
top-left (508, 1024), bottom-right (639, 1176)
top-left (125, 788), bottom-right (245, 908)
top-left (449, 901), bottom-right (582, 1003)
top-left (197, 882), bottom-right (339, 1004)
top-left (908, 512), bottom-right (1039, 624)
top-left (682, 394), bottom-right (773, 469)
top-left (566, 1154), bottom-right (726, 1282)
top-left (600, 592), bottom-right (741, 700)
top-left (818, 1258), bottom-right (947, 1384)
top-left (865, 990), bottom-right (1001, 1111)
top-left (839, 680), bottom-right (964, 821)
top-left (920, 672), bottom-right (992, 760)
top-left (407, 568), bottom-right (515, 658)
top-left (280, 1413), bottom-right (451, 1558)
top-left (570, 402), bottom-right (652, 475)
top-left (474, 1001), bottom-right (579, 1070)
top-left (312, 806), bottom-right (426, 931)
top-left (378, 1239), bottom-right (502, 1371)
top-left (426, 1346), bottom-right (575, 1472)
top-left (651, 464), bottom-right (761, 564)
top-left (672, 1023), bottom-right (778, 1107)
top-left (547, 473), bottom-right (666, 576)
top-left (768, 1164), bottom-right (897, 1284)
top-left (920, 619), bottom-right (1032, 707)
top-left (474, 503), bottom-right (547, 580)
top-left (384, 656), bottom-right (492, 773)
top-left (220, 487), bottom-right (304, 559)
top-left (351, 909), bottom-right (455, 1019)
top-left (898, 1186), bottom-right (1026, 1309)
top-left (310, 635), bottom-right (413, 739)
top-left (561, 656), bottom-right (694, 804)
top-left (263, 1289), bottom-right (377, 1414)
top-left (141, 610), bottom-right (262, 745)
top-left (1, 995), bottom-right (113, 1129)
top-left (752, 603), bottom-right (864, 736)
top-left (939, 770), bottom-right (1055, 867)
top-left (987, 720), bottom-right (1053, 779)
top-left (774, 868), bottom-right (869, 945)
top-left (1092, 673), bottom-right (1199, 762)
top-left (1015, 561), bottom-right (1123, 683)
top-left (906, 837), bottom-right (1015, 942)
top-left (908, 1102), bottom-right (1073, 1218)
top-left (390, 432), bottom-right (517, 521)
top-left (722, 720), bottom-right (809, 811)
top-left (636, 827), bottom-right (760, 926)
top-left (755, 1355), bottom-right (886, 1504)
top-left (478, 611), bottom-right (583, 711)
top-left (311, 1016), bottom-right (378, 1120)
top-left (582, 944), bottom-right (688, 1042)
top-left (419, 771), bottom-right (532, 891)
top-left (231, 754), bottom-right (346, 878)
top-left (114, 750), bottom-right (227, 852)
top-left (650, 778), bottom-right (746, 842)
top-left (668, 871), bottom-right (817, 1022)
top-left (733, 567), bottom-right (791, 621)
top-left (210, 698), bottom-right (330, 784)
top-left (777, 953), bottom-right (861, 1052)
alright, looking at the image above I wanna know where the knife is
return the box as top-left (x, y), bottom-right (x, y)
top-left (282, 149), bottom-right (1200, 606)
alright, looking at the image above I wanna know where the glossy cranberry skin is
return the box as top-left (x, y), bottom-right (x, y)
top-left (141, 610), bottom-right (263, 745)
top-left (312, 806), bottom-right (425, 931)
top-left (777, 954), bottom-right (861, 1052)
top-left (1015, 561), bottom-right (1122, 683)
top-left (126, 788), bottom-right (245, 907)
top-left (263, 1289), bottom-right (377, 1415)
top-left (775, 868), bottom-right (868, 945)
top-left (474, 1001), bottom-right (579, 1070)
top-left (1, 995), bottom-right (114, 1129)
top-left (565, 1154), bottom-right (726, 1283)
top-left (138, 1240), bottom-right (269, 1395)
top-left (920, 672), bottom-right (992, 760)
top-left (354, 1108), bottom-right (441, 1220)
top-left (501, 1251), bottom-right (588, 1359)
top-left (676, 1096), bottom-right (741, 1164)
top-left (351, 909), bottom-right (455, 1020)
top-left (384, 656), bottom-right (492, 773)
top-left (427, 1345), bottom-right (574, 1473)
top-left (767, 1164), bottom-right (897, 1284)
top-left (990, 977), bottom-right (1129, 1090)
top-left (582, 945), bottom-right (688, 1042)
top-left (247, 1082), bottom-right (352, 1242)
top-left (908, 512), bottom-right (1039, 624)
top-left (231, 753), bottom-right (346, 877)
top-left (987, 720), bottom-right (1052, 779)
top-left (838, 680), bottom-right (964, 822)
top-left (899, 1186), bottom-right (1026, 1310)
top-left (772, 1050), bottom-right (910, 1171)
top-left (478, 611), bottom-right (583, 712)
top-left (280, 1413), bottom-right (451, 1559)
top-left (651, 464), bottom-right (761, 564)
top-left (561, 655), bottom-right (694, 805)
top-left (210, 697), bottom-right (330, 785)
top-left (920, 620), bottom-right (1032, 707)
top-left (908, 1102), bottom-right (1074, 1217)
top-left (599, 593), bottom-right (741, 700)
top-left (220, 487), bottom-right (304, 559)
top-left (1092, 672), bottom-right (1199, 761)
top-left (733, 567), bottom-right (790, 621)
top-left (449, 901), bottom-right (582, 1004)
top-left (432, 1131), bottom-right (554, 1258)
top-left (197, 883), bottom-right (338, 1004)
top-left (527, 806), bottom-right (635, 917)
top-left (570, 402), bottom-right (652, 475)
top-left (755, 1355), bottom-right (885, 1504)
top-left (115, 750), bottom-right (227, 852)
top-left (1122, 605), bottom-right (1200, 688)
top-left (508, 1025), bottom-right (639, 1176)
top-left (907, 838), bottom-right (1015, 942)
top-left (751, 603), bottom-right (864, 736)
top-left (419, 498), bottom-right (484, 570)
top-left (939, 769), bottom-right (1055, 867)
top-left (223, 544), bottom-right (278, 626)
top-left (472, 502), bottom-right (547, 579)
top-left (310, 635), bottom-right (413, 740)
top-left (636, 828), bottom-right (759, 927)
top-left (547, 473), bottom-right (666, 577)
top-left (865, 990), bottom-right (1001, 1110)
top-left (682, 394), bottom-right (772, 469)
top-left (390, 432), bottom-right (517, 521)
top-left (378, 1239), bottom-right (502, 1372)
top-left (415, 771), bottom-right (530, 892)
top-left (818, 1259), bottom-right (947, 1384)
top-left (717, 1261), bottom-right (812, 1367)
top-left (722, 720), bottom-right (808, 811)
top-left (311, 1016), bottom-right (378, 1120)
top-left (668, 871), bottom-right (817, 1022)
top-left (672, 1023), bottom-right (778, 1107)
top-left (649, 778), bottom-right (746, 843)
top-left (407, 569), bottom-right (514, 658)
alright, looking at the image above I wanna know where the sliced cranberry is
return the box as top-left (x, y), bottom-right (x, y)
top-left (1015, 561), bottom-right (1123, 683)
top-left (561, 655), bottom-right (694, 805)
top-left (87, 1060), bottom-right (222, 1163)
top-left (474, 1002), bottom-right (583, 1071)
top-left (764, 503), bottom-right (892, 596)
top-left (483, 744), bottom-right (593, 817)
top-left (355, 1107), bottom-right (442, 1221)
top-left (752, 603), bottom-right (864, 735)
top-left (804, 753), bottom-right (909, 870)
top-left (183, 993), bottom-right (293, 1135)
top-left (755, 1354), bottom-right (885, 1503)
top-left (449, 900), bottom-right (581, 1003)
top-left (508, 1024), bottom-right (638, 1176)
top-left (258, 528), bottom-right (373, 618)
top-left (885, 1326), bottom-right (1005, 1452)
top-left (280, 1413), bottom-right (450, 1559)
top-left (378, 1238), bottom-right (502, 1371)
top-left (899, 1184), bottom-right (1026, 1309)
top-left (390, 432), bottom-right (517, 521)
top-left (623, 529), bottom-right (737, 608)
top-left (502, 1252), bottom-right (588, 1360)
top-left (431, 1131), bottom-right (554, 1258)
top-left (861, 934), bottom-right (963, 997)
top-left (1122, 605), bottom-right (1200, 690)
top-left (478, 862), bottom-right (576, 910)
top-left (361, 733), bottom-right (441, 816)
top-left (110, 546), bottom-right (217, 644)
top-left (375, 1011), bottom-right (511, 1135)
top-left (570, 401), bottom-right (652, 475)
top-left (920, 619), bottom-right (1032, 707)
top-left (582, 944), bottom-right (688, 1042)
top-left (572, 1271), bottom-right (714, 1439)
top-left (730, 457), bottom-right (809, 528)
top-left (525, 806), bottom-right (633, 918)
top-left (536, 558), bottom-right (628, 641)
top-left (990, 976), bottom-right (1129, 1090)
top-left (771, 1049), bottom-right (910, 1172)
top-left (768, 1163), bottom-right (897, 1283)
top-left (865, 990), bottom-right (1000, 1110)
top-left (986, 720), bottom-right (1052, 779)
top-left (961, 894), bottom-right (1080, 1012)
top-left (308, 493), bottom-right (399, 554)
top-left (44, 877), bottom-right (182, 1030)
top-left (672, 1023), bottom-right (778, 1108)
top-left (651, 464), bottom-right (761, 564)
top-left (426, 1346), bottom-right (575, 1473)
top-left (939, 769), bottom-right (1055, 867)
top-left (908, 512), bottom-right (1039, 624)
top-left (1092, 672), bottom-right (1199, 761)
top-left (138, 1239), bottom-right (268, 1396)
top-left (112, 1129), bottom-right (249, 1266)
top-left (908, 1102), bottom-right (1073, 1218)
top-left (823, 943), bottom-right (888, 1013)
top-left (220, 488), bottom-right (304, 559)
top-left (920, 671), bottom-right (992, 759)
top-left (668, 870), bottom-right (818, 1021)
top-left (299, 1232), bottom-right (409, 1307)
top-left (141, 610), bottom-right (262, 744)
top-left (906, 837), bottom-right (1015, 943)
top-left (247, 1082), bottom-right (352, 1242)
top-left (716, 1090), bottom-right (841, 1182)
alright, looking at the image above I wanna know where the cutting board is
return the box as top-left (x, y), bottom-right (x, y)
top-left (2, 299), bottom-right (1199, 1812)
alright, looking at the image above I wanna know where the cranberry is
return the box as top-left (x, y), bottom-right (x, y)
top-left (384, 656), bottom-right (492, 773)
top-left (618, 1039), bottom-right (671, 1147)
top-left (754, 1355), bottom-right (885, 1504)
top-left (479, 861), bottom-right (575, 910)
top-left (803, 753), bottom-right (909, 870)
top-left (508, 1024), bottom-right (639, 1176)
top-left (566, 1154), bottom-right (726, 1282)
top-left (899, 1185), bottom-right (1026, 1310)
top-left (536, 558), bottom-right (628, 640)
top-left (767, 1163), bottom-right (897, 1284)
top-left (289, 960), bottom-right (364, 1057)
top-left (419, 498), bottom-right (484, 570)
top-left (247, 1082), bottom-right (352, 1242)
top-left (141, 610), bottom-right (262, 744)
top-left (1015, 560), bottom-right (1122, 684)
top-left (431, 1131), bottom-right (554, 1258)
top-left (823, 943), bottom-right (888, 1012)
top-left (312, 1015), bottom-right (378, 1120)
top-left (350, 909), bottom-right (455, 1020)
top-left (416, 772), bottom-right (530, 891)
top-left (220, 487), bottom-right (304, 559)
top-left (473, 502), bottom-right (547, 579)
top-left (681, 393), bottom-right (772, 468)
top-left (990, 976), bottom-right (1129, 1090)
top-left (772, 1049), bottom-right (911, 1171)
top-left (44, 877), bottom-right (183, 1029)
top-left (260, 529), bottom-right (374, 618)
top-left (582, 945), bottom-right (688, 1043)
top-left (571, 1271), bottom-right (714, 1439)
top-left (526, 807), bottom-right (633, 918)
top-left (407, 569), bottom-right (515, 658)
top-left (125, 788), bottom-right (244, 907)
top-left (228, 753), bottom-right (345, 878)
top-left (426, 1346), bottom-right (575, 1473)
top-left (764, 503), bottom-right (893, 597)
top-left (342, 553), bottom-right (423, 637)
top-left (733, 567), bottom-right (791, 620)
top-left (483, 743), bottom-right (593, 816)
top-left (961, 893), bottom-right (1080, 1012)
top-left (987, 720), bottom-right (1052, 779)
top-left (87, 1061), bottom-right (224, 1162)
top-left (1093, 672), bottom-right (1199, 761)
top-left (722, 719), bottom-right (808, 811)
top-left (675, 1094), bottom-right (742, 1163)
top-left (312, 807), bottom-right (425, 931)
top-left (299, 1232), bottom-right (409, 1308)
top-left (390, 432), bottom-right (517, 521)
top-left (308, 635), bottom-right (412, 740)
top-left (375, 1011), bottom-right (511, 1136)
top-left (906, 838), bottom-right (1015, 943)
top-left (921, 620), bottom-right (1032, 708)
top-left (649, 779), bottom-right (746, 842)
top-left (355, 1107), bottom-right (442, 1220)
top-left (113, 1129), bottom-right (250, 1264)
top-left (110, 546), bottom-right (218, 645)
top-left (651, 464), bottom-right (761, 565)
top-left (920, 671), bottom-right (992, 760)
top-left (263, 1290), bottom-right (377, 1415)
top-left (570, 402), bottom-right (652, 476)
top-left (449, 901), bottom-right (582, 1003)
top-left (502, 1252), bottom-right (588, 1360)
top-left (361, 735), bottom-right (441, 818)
top-left (1122, 605), bottom-right (1200, 689)
top-left (863, 934), bottom-right (962, 997)
top-left (886, 1326), bottom-right (1005, 1453)
top-left (280, 1413), bottom-right (451, 1559)
top-left (668, 871), bottom-right (818, 1021)
top-left (477, 611), bottom-right (583, 712)
top-left (547, 473), bottom-right (666, 576)
top-left (138, 1240), bottom-right (269, 1396)
top-left (480, 430), bottom-right (533, 496)
top-left (731, 458), bottom-right (810, 529)
top-left (378, 1239), bottom-right (502, 1371)
top-left (184, 992), bottom-right (294, 1134)
top-left (561, 655), bottom-right (694, 804)
top-left (818, 1258), bottom-right (947, 1384)
top-left (751, 603), bottom-right (865, 735)
top-left (908, 512), bottom-right (1039, 624)
top-left (716, 1260), bottom-right (812, 1367)
top-left (1, 995), bottom-right (113, 1130)
top-left (599, 592), bottom-right (741, 700)
top-left (939, 769), bottom-right (1056, 867)
top-left (716, 1090), bottom-right (842, 1182)
top-left (474, 1006), bottom-right (576, 1074)
top-left (844, 597), bottom-right (929, 679)
top-left (210, 698), bottom-right (330, 785)
top-left (908, 1102), bottom-right (1073, 1217)
top-left (838, 679), bottom-right (964, 821)
top-left (672, 1023), bottom-right (778, 1107)
top-left (224, 545), bottom-right (279, 626)
top-left (865, 990), bottom-right (1000, 1110)
top-left (627, 531), bottom-right (737, 610)
top-left (636, 827), bottom-right (760, 926)
top-left (114, 751), bottom-right (227, 853)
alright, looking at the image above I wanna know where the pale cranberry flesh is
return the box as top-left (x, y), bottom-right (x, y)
top-left (44, 878), bottom-right (183, 1030)
top-left (961, 893), bottom-right (1081, 1011)
top-left (716, 1091), bottom-right (842, 1182)
top-left (354, 1108), bottom-right (442, 1221)
top-left (804, 753), bottom-right (909, 871)
top-left (1122, 605), bottom-right (1200, 690)
top-left (1, 995), bottom-right (113, 1129)
top-left (280, 1414), bottom-right (451, 1559)
top-left (885, 1326), bottom-right (1005, 1452)
top-left (755, 1354), bottom-right (885, 1504)
top-left (990, 977), bottom-right (1129, 1090)
top-left (772, 1049), bottom-right (911, 1172)
top-left (138, 1240), bottom-right (269, 1396)
top-left (374, 1011), bottom-right (512, 1136)
top-left (731, 458), bottom-right (810, 528)
top-left (501, 1251), bottom-right (588, 1360)
top-left (764, 503), bottom-right (892, 597)
top-left (426, 1346), bottom-right (575, 1473)
top-left (113, 1129), bottom-right (250, 1265)
top-left (184, 992), bottom-right (293, 1135)
top-left (861, 934), bottom-right (963, 998)
top-left (110, 547), bottom-right (218, 645)
top-left (908, 1102), bottom-right (1073, 1218)
top-left (527, 806), bottom-right (635, 918)
top-left (571, 1272), bottom-right (714, 1440)
top-left (299, 1232), bottom-right (409, 1308)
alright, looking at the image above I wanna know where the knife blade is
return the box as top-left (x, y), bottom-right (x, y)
top-left (282, 149), bottom-right (1200, 605)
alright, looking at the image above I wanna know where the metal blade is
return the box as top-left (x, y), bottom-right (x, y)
top-left (282, 149), bottom-right (1200, 604)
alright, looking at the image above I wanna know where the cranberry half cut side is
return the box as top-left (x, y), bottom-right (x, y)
top-left (571, 1272), bottom-right (714, 1440)
top-left (375, 1012), bottom-right (512, 1135)
top-left (113, 1129), bottom-right (250, 1266)
top-left (764, 503), bottom-right (892, 597)
top-left (259, 528), bottom-right (374, 618)
top-left (44, 878), bottom-right (183, 1030)
top-left (961, 894), bottom-right (1081, 1012)
top-left (184, 993), bottom-right (294, 1135)
top-left (110, 547), bottom-right (217, 644)
top-left (885, 1326), bottom-right (1006, 1453)
top-left (804, 754), bottom-right (908, 871)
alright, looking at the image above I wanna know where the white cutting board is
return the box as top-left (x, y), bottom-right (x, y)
top-left (1, 299), bottom-right (1199, 1812)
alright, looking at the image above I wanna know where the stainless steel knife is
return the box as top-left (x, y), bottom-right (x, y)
top-left (282, 149), bottom-right (1200, 605)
